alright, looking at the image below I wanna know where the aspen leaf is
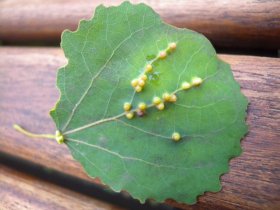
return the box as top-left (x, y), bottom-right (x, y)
top-left (50, 2), bottom-right (248, 204)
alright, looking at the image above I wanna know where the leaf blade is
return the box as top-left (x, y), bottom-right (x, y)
top-left (51, 2), bottom-right (248, 204)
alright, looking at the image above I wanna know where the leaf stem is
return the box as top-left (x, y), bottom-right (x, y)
top-left (13, 124), bottom-right (56, 139)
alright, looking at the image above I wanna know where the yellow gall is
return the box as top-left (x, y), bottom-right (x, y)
top-left (55, 130), bottom-right (61, 137)
top-left (138, 102), bottom-right (147, 111)
top-left (55, 130), bottom-right (64, 144)
top-left (135, 85), bottom-right (142, 92)
top-left (170, 94), bottom-right (177, 102)
top-left (169, 42), bottom-right (177, 50)
top-left (140, 74), bottom-right (148, 81)
top-left (123, 102), bottom-right (132, 111)
top-left (131, 79), bottom-right (138, 87)
top-left (56, 135), bottom-right (64, 144)
top-left (145, 64), bottom-right (153, 73)
top-left (159, 51), bottom-right (167, 59)
top-left (162, 92), bottom-right (171, 101)
top-left (156, 102), bottom-right (165, 110)
top-left (181, 81), bottom-right (191, 90)
top-left (172, 132), bottom-right (181, 141)
top-left (138, 79), bottom-right (145, 87)
top-left (126, 112), bottom-right (134, 119)
top-left (191, 77), bottom-right (203, 86)
top-left (152, 96), bottom-right (161, 105)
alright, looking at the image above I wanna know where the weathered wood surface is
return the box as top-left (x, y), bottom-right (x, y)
top-left (0, 164), bottom-right (125, 210)
top-left (0, 0), bottom-right (280, 49)
top-left (0, 47), bottom-right (279, 210)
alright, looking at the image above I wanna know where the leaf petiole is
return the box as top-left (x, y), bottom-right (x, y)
top-left (13, 124), bottom-right (64, 144)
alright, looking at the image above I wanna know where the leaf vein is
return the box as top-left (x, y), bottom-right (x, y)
top-left (67, 138), bottom-right (192, 170)
top-left (62, 25), bottom-right (156, 131)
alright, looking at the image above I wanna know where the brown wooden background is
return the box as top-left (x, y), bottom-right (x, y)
top-left (0, 1), bottom-right (280, 210)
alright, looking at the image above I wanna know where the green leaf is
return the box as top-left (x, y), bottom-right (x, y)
top-left (50, 1), bottom-right (248, 204)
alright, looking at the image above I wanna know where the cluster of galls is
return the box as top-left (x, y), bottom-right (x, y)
top-left (122, 99), bottom-right (180, 141)
top-left (123, 91), bottom-right (178, 120)
top-left (130, 74), bottom-right (147, 93)
top-left (124, 41), bottom-right (204, 142)
top-left (180, 76), bottom-right (203, 90)
top-left (123, 101), bottom-right (148, 120)
top-left (130, 42), bottom-right (177, 93)
top-left (152, 92), bottom-right (176, 111)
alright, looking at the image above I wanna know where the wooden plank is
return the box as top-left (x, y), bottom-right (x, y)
top-left (0, 164), bottom-right (125, 210)
top-left (0, 0), bottom-right (280, 49)
top-left (0, 47), bottom-right (279, 210)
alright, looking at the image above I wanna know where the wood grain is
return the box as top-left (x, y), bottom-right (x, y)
top-left (0, 164), bottom-right (125, 210)
top-left (0, 0), bottom-right (280, 49)
top-left (0, 47), bottom-right (279, 210)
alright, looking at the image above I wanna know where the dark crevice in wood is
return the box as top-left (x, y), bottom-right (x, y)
top-left (1, 41), bottom-right (279, 58)
top-left (217, 47), bottom-right (279, 58)
top-left (0, 151), bottom-right (177, 210)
